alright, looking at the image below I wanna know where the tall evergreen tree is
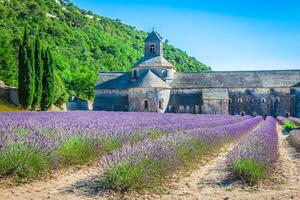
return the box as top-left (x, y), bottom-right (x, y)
top-left (32, 39), bottom-right (44, 110)
top-left (18, 28), bottom-right (28, 108)
top-left (18, 27), bottom-right (35, 110)
top-left (0, 29), bottom-right (16, 86)
top-left (23, 58), bottom-right (35, 109)
top-left (41, 48), bottom-right (55, 111)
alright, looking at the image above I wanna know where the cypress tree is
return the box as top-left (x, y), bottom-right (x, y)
top-left (18, 27), bottom-right (35, 110)
top-left (41, 48), bottom-right (55, 111)
top-left (23, 58), bottom-right (35, 109)
top-left (18, 28), bottom-right (28, 108)
top-left (32, 39), bottom-right (44, 110)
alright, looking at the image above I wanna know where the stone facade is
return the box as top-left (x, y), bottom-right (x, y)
top-left (94, 31), bottom-right (300, 117)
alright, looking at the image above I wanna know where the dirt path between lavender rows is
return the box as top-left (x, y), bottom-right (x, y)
top-left (0, 125), bottom-right (299, 200)
top-left (155, 125), bottom-right (300, 200)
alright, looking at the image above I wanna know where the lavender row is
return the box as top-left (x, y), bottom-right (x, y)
top-left (99, 116), bottom-right (262, 190)
top-left (227, 116), bottom-right (279, 184)
top-left (0, 112), bottom-right (246, 181)
top-left (287, 130), bottom-right (300, 152)
top-left (0, 112), bottom-right (245, 152)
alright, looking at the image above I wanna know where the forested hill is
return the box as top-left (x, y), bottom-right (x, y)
top-left (0, 0), bottom-right (211, 99)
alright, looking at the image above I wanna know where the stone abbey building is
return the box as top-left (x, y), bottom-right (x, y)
top-left (94, 31), bottom-right (300, 117)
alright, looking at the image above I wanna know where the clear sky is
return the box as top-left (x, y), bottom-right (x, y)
top-left (72, 0), bottom-right (300, 71)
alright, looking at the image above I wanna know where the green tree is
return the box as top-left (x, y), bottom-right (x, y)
top-left (32, 39), bottom-right (44, 110)
top-left (18, 28), bottom-right (35, 110)
top-left (23, 58), bottom-right (35, 109)
top-left (41, 48), bottom-right (55, 111)
top-left (0, 29), bottom-right (16, 86)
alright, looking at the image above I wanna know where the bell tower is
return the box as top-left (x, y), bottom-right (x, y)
top-left (144, 30), bottom-right (163, 58)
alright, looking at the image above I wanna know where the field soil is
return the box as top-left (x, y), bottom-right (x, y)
top-left (0, 126), bottom-right (299, 200)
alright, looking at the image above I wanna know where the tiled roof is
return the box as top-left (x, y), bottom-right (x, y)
top-left (129, 70), bottom-right (171, 89)
top-left (133, 55), bottom-right (174, 68)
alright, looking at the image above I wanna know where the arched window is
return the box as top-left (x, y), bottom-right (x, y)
top-left (240, 111), bottom-right (246, 116)
top-left (150, 44), bottom-right (156, 54)
top-left (229, 98), bottom-right (232, 104)
top-left (144, 100), bottom-right (149, 109)
top-left (275, 97), bottom-right (280, 103)
top-left (261, 98), bottom-right (266, 103)
top-left (285, 112), bottom-right (290, 118)
top-left (237, 98), bottom-right (243, 104)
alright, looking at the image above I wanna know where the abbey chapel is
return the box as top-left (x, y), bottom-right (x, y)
top-left (94, 31), bottom-right (300, 117)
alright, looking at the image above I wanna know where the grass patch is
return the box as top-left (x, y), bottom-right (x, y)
top-left (0, 98), bottom-right (21, 112)
top-left (232, 159), bottom-right (267, 184)
top-left (0, 143), bottom-right (50, 183)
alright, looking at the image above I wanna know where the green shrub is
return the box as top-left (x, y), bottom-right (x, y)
top-left (232, 159), bottom-right (266, 184)
top-left (284, 121), bottom-right (295, 130)
top-left (57, 136), bottom-right (94, 166)
top-left (0, 143), bottom-right (50, 182)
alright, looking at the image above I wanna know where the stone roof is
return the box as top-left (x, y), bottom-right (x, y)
top-left (145, 31), bottom-right (162, 42)
top-left (94, 72), bottom-right (132, 89)
top-left (133, 55), bottom-right (174, 69)
top-left (94, 70), bottom-right (171, 90)
top-left (95, 70), bottom-right (300, 90)
top-left (169, 70), bottom-right (300, 89)
top-left (130, 70), bottom-right (171, 89)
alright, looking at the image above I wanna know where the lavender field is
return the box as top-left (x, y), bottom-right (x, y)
top-left (0, 111), bottom-right (286, 191)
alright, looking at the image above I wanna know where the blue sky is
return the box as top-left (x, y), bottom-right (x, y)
top-left (72, 0), bottom-right (300, 71)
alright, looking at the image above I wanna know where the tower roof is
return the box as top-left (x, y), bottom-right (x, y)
top-left (130, 70), bottom-right (171, 89)
top-left (133, 55), bottom-right (174, 69)
top-left (145, 30), bottom-right (162, 42)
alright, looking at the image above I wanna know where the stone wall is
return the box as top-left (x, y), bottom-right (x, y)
top-left (292, 89), bottom-right (300, 118)
top-left (167, 89), bottom-right (202, 114)
top-left (128, 88), bottom-right (170, 113)
top-left (0, 81), bottom-right (19, 105)
top-left (93, 89), bottom-right (129, 111)
top-left (67, 97), bottom-right (92, 111)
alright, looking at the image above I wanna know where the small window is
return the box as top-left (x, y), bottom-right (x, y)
top-left (229, 98), bottom-right (232, 103)
top-left (133, 70), bottom-right (138, 78)
top-left (275, 97), bottom-right (280, 103)
top-left (150, 44), bottom-right (156, 54)
top-left (285, 112), bottom-right (290, 118)
top-left (159, 99), bottom-right (163, 110)
top-left (261, 98), bottom-right (266, 103)
top-left (251, 99), bottom-right (255, 103)
top-left (237, 98), bottom-right (243, 104)
top-left (144, 100), bottom-right (149, 109)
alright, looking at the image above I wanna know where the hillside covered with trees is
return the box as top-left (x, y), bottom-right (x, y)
top-left (0, 0), bottom-right (211, 100)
